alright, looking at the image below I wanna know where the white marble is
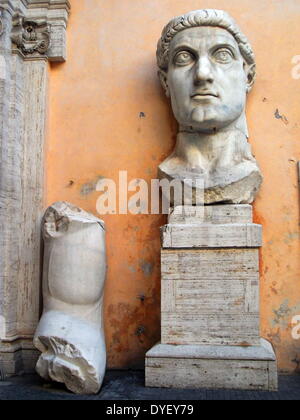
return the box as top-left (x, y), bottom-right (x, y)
top-left (157, 9), bottom-right (262, 204)
top-left (34, 202), bottom-right (107, 395)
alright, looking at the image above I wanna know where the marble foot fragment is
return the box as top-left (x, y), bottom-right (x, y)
top-left (34, 202), bottom-right (107, 395)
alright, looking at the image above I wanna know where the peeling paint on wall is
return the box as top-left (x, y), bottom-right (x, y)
top-left (140, 260), bottom-right (154, 277)
top-left (283, 232), bottom-right (300, 245)
top-left (271, 300), bottom-right (300, 328)
top-left (274, 109), bottom-right (289, 125)
top-left (81, 176), bottom-right (105, 196)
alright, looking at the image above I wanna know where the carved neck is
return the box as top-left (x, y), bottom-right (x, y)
top-left (179, 111), bottom-right (249, 137)
top-left (175, 112), bottom-right (249, 170)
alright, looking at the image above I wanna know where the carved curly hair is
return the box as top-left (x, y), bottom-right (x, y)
top-left (157, 9), bottom-right (256, 72)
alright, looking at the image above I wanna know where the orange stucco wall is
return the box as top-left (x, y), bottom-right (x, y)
top-left (46, 0), bottom-right (300, 372)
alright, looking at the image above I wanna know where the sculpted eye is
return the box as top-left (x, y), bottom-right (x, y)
top-left (174, 51), bottom-right (194, 66)
top-left (213, 49), bottom-right (234, 63)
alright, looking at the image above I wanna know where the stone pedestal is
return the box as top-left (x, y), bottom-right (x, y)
top-left (146, 205), bottom-right (278, 391)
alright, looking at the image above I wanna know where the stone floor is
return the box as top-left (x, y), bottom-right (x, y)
top-left (0, 371), bottom-right (299, 400)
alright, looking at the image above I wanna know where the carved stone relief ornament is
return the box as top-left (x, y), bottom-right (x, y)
top-left (11, 14), bottom-right (51, 57)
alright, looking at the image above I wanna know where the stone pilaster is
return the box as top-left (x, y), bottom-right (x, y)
top-left (0, 0), bottom-right (70, 376)
top-left (146, 205), bottom-right (278, 391)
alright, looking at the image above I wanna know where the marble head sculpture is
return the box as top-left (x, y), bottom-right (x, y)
top-left (157, 9), bottom-right (262, 204)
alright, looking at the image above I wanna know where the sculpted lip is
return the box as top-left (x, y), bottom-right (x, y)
top-left (191, 92), bottom-right (219, 99)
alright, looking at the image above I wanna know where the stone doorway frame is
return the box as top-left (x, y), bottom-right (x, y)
top-left (0, 0), bottom-right (70, 375)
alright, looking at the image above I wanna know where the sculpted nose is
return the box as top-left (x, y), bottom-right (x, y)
top-left (194, 57), bottom-right (214, 84)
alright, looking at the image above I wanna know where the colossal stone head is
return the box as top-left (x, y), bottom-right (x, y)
top-left (157, 9), bottom-right (256, 133)
top-left (157, 10), bottom-right (262, 205)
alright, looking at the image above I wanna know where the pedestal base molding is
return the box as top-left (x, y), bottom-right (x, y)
top-left (146, 340), bottom-right (277, 391)
top-left (0, 339), bottom-right (39, 376)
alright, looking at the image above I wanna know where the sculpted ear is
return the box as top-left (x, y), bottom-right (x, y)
top-left (158, 70), bottom-right (170, 98)
top-left (245, 63), bottom-right (256, 93)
